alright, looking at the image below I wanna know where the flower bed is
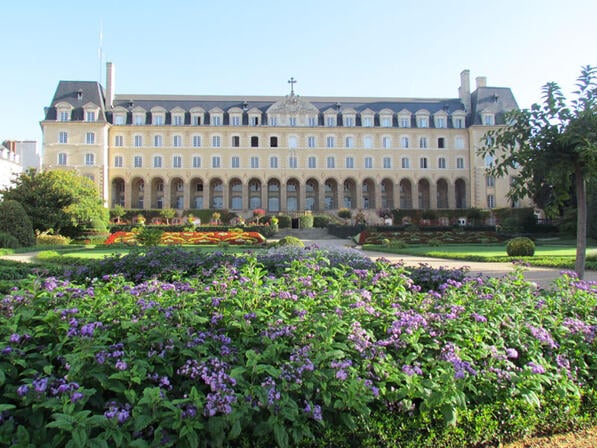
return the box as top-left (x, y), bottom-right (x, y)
top-left (104, 230), bottom-right (266, 246)
top-left (1, 247), bottom-right (596, 447)
top-left (358, 230), bottom-right (501, 245)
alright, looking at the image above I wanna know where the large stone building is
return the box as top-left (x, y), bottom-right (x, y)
top-left (0, 141), bottom-right (24, 192)
top-left (41, 64), bottom-right (526, 219)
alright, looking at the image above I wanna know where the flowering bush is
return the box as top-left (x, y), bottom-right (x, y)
top-left (359, 230), bottom-right (501, 245)
top-left (0, 250), bottom-right (596, 447)
top-left (104, 230), bottom-right (266, 246)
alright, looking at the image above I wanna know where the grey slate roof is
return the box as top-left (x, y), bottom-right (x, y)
top-left (470, 87), bottom-right (519, 125)
top-left (44, 81), bottom-right (107, 121)
top-left (44, 80), bottom-right (519, 128)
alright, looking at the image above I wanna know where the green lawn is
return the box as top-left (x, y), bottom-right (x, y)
top-left (363, 242), bottom-right (597, 270)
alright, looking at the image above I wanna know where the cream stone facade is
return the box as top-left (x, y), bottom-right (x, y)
top-left (41, 64), bottom-right (529, 219)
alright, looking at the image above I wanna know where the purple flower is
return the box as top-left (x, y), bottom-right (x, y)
top-left (17, 384), bottom-right (30, 397)
top-left (527, 362), bottom-right (546, 374)
top-left (505, 348), bottom-right (519, 359)
top-left (402, 363), bottom-right (423, 376)
top-left (527, 325), bottom-right (558, 349)
top-left (115, 360), bottom-right (128, 371)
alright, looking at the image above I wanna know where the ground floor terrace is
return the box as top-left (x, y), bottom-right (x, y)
top-left (110, 175), bottom-right (469, 214)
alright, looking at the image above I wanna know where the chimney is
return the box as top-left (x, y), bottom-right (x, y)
top-left (458, 69), bottom-right (471, 112)
top-left (475, 76), bottom-right (487, 89)
top-left (106, 62), bottom-right (115, 109)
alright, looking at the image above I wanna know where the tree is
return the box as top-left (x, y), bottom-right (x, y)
top-left (481, 66), bottom-right (597, 278)
top-left (159, 208), bottom-right (176, 225)
top-left (0, 169), bottom-right (109, 239)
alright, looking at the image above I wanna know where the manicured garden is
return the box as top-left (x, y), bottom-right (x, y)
top-left (1, 245), bottom-right (595, 447)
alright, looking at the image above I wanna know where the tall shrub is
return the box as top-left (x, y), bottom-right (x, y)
top-left (0, 200), bottom-right (35, 247)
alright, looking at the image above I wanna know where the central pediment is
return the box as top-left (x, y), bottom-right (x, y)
top-left (267, 94), bottom-right (319, 115)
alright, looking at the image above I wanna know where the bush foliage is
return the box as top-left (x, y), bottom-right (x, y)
top-left (506, 237), bottom-right (536, 257)
top-left (0, 200), bottom-right (36, 247)
top-left (0, 247), bottom-right (595, 447)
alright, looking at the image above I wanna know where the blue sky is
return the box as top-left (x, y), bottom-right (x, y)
top-left (1, 0), bottom-right (596, 146)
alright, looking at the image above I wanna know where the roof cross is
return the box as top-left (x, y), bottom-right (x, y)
top-left (288, 77), bottom-right (297, 95)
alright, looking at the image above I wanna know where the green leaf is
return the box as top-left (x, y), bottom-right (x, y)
top-left (70, 427), bottom-right (88, 448)
top-left (273, 422), bottom-right (289, 448)
top-left (229, 418), bottom-right (242, 439)
top-left (441, 404), bottom-right (458, 426)
top-left (46, 413), bottom-right (76, 431)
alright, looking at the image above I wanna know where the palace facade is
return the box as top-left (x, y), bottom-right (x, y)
top-left (41, 64), bottom-right (527, 219)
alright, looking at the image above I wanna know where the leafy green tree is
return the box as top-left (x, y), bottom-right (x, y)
top-left (481, 66), bottom-right (597, 278)
top-left (111, 204), bottom-right (125, 223)
top-left (159, 207), bottom-right (176, 225)
top-left (0, 200), bottom-right (36, 247)
top-left (0, 169), bottom-right (109, 239)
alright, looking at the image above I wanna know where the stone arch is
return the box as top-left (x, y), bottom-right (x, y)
top-left (170, 177), bottom-right (185, 209)
top-left (437, 178), bottom-right (449, 209)
top-left (210, 178), bottom-right (225, 209)
top-left (111, 177), bottom-right (125, 208)
top-left (418, 178), bottom-right (430, 209)
top-left (455, 178), bottom-right (467, 209)
top-left (305, 177), bottom-right (319, 211)
top-left (190, 177), bottom-right (205, 209)
top-left (267, 178), bottom-right (281, 212)
top-left (362, 178), bottom-right (376, 209)
top-left (399, 178), bottom-right (413, 209)
top-left (248, 177), bottom-right (263, 210)
top-left (342, 177), bottom-right (357, 209)
top-left (286, 177), bottom-right (301, 211)
top-left (324, 178), bottom-right (339, 210)
top-left (229, 177), bottom-right (243, 210)
top-left (151, 177), bottom-right (165, 209)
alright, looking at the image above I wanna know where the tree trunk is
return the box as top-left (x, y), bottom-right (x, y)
top-left (575, 166), bottom-right (587, 279)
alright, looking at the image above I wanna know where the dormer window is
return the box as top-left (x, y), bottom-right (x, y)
top-left (434, 111), bottom-right (448, 128)
top-left (483, 113), bottom-right (495, 126)
top-left (362, 116), bottom-right (373, 127)
top-left (209, 108), bottom-right (224, 126)
top-left (86, 111), bottom-right (96, 122)
top-left (190, 107), bottom-right (205, 126)
top-left (307, 116), bottom-right (317, 127)
top-left (153, 114), bottom-right (164, 125)
top-left (379, 109), bottom-right (393, 128)
top-left (326, 115), bottom-right (336, 127)
top-left (417, 116), bottom-right (429, 128)
top-left (172, 114), bottom-right (184, 126)
top-left (59, 111), bottom-right (70, 121)
top-left (56, 102), bottom-right (73, 122)
top-left (398, 110), bottom-right (411, 128)
top-left (212, 115), bottom-right (222, 126)
top-left (134, 114), bottom-right (145, 125)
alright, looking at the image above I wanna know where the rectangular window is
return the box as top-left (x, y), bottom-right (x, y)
top-left (364, 157), bottom-right (373, 169)
top-left (173, 135), bottom-right (182, 147)
top-left (308, 136), bottom-right (316, 148)
top-left (153, 156), bottom-right (162, 168)
top-left (382, 117), bottom-right (392, 127)
top-left (192, 135), bottom-right (201, 147)
top-left (327, 156), bottom-right (335, 169)
top-left (288, 136), bottom-right (297, 148)
top-left (362, 117), bottom-right (372, 127)
top-left (153, 115), bottom-right (164, 126)
top-left (212, 136), bottom-right (221, 147)
top-left (454, 118), bottom-right (464, 129)
top-left (326, 116), bottom-right (336, 127)
top-left (269, 116), bottom-right (278, 126)
top-left (289, 156), bottom-right (297, 169)
top-left (419, 137), bottom-right (428, 149)
top-left (364, 136), bottom-right (373, 149)
top-left (401, 157), bottom-right (410, 169)
top-left (212, 156), bottom-right (221, 168)
top-left (436, 117), bottom-right (446, 128)
top-left (438, 157), bottom-right (447, 169)
top-left (308, 117), bottom-right (317, 127)
top-left (457, 157), bottom-right (465, 169)
top-left (231, 156), bottom-right (240, 168)
top-left (114, 115), bottom-right (125, 125)
top-left (173, 155), bottom-right (182, 168)
top-left (486, 175), bottom-right (495, 187)
top-left (250, 116), bottom-right (259, 126)
top-left (86, 111), bottom-right (96, 122)
top-left (455, 136), bottom-right (465, 149)
top-left (345, 136), bottom-right (354, 148)
top-left (308, 156), bottom-right (316, 168)
top-left (326, 136), bottom-right (335, 148)
top-left (345, 156), bottom-right (354, 169)
top-left (438, 137), bottom-right (445, 149)
top-left (418, 117), bottom-right (428, 128)
top-left (270, 136), bottom-right (278, 148)
top-left (251, 136), bottom-right (259, 147)
top-left (58, 153), bottom-right (67, 165)
top-left (232, 136), bottom-right (240, 147)
top-left (344, 117), bottom-right (354, 127)
top-left (192, 156), bottom-right (201, 168)
top-left (383, 137), bottom-right (391, 149)
top-left (484, 114), bottom-right (495, 126)
top-left (401, 136), bottom-right (409, 148)
top-left (86, 132), bottom-right (95, 144)
top-left (85, 153), bottom-right (95, 165)
top-left (134, 156), bottom-right (142, 168)
top-left (134, 135), bottom-right (143, 147)
top-left (270, 156), bottom-right (278, 169)
top-left (192, 115), bottom-right (201, 126)
top-left (289, 117), bottom-right (297, 127)
top-left (383, 157), bottom-right (391, 168)
top-left (59, 131), bottom-right (68, 144)
top-left (173, 115), bottom-right (183, 126)
top-left (154, 135), bottom-right (162, 147)
top-left (250, 156), bottom-right (259, 169)
top-left (114, 135), bottom-right (123, 146)
top-left (59, 111), bottom-right (70, 121)
top-left (487, 194), bottom-right (496, 208)
top-left (420, 157), bottom-right (428, 169)
top-left (400, 117), bottom-right (410, 128)
top-left (211, 116), bottom-right (221, 126)
top-left (231, 116), bottom-right (241, 126)
top-left (114, 156), bottom-right (123, 167)
top-left (135, 114), bottom-right (145, 125)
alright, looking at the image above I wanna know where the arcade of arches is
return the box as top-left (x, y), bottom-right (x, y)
top-left (110, 176), bottom-right (468, 213)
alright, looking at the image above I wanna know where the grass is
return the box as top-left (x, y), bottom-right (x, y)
top-left (363, 241), bottom-right (597, 270)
